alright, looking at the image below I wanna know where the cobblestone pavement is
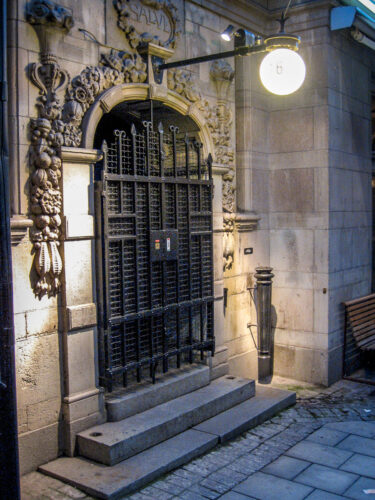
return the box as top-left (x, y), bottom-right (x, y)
top-left (21, 377), bottom-right (375, 500)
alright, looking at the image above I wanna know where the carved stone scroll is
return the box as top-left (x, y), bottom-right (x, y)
top-left (27, 0), bottom-right (73, 298)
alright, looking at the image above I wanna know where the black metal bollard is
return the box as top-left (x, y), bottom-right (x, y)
top-left (254, 267), bottom-right (274, 381)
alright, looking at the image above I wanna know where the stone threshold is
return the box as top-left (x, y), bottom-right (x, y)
top-left (39, 385), bottom-right (295, 499)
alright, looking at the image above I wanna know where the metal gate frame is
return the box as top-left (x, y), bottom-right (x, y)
top-left (95, 117), bottom-right (215, 391)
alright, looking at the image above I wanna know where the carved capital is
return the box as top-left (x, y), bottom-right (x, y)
top-left (26, 0), bottom-right (74, 55)
top-left (210, 60), bottom-right (234, 101)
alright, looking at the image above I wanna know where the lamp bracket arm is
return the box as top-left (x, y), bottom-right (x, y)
top-left (155, 44), bottom-right (267, 74)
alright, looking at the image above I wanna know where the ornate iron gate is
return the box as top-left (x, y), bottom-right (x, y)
top-left (96, 120), bottom-right (215, 391)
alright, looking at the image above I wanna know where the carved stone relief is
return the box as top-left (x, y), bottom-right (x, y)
top-left (167, 70), bottom-right (200, 102)
top-left (61, 51), bottom-right (147, 147)
top-left (223, 213), bottom-right (235, 272)
top-left (114, 0), bottom-right (180, 49)
top-left (26, 0), bottom-right (73, 297)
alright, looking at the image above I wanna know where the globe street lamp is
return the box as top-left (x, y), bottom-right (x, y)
top-left (154, 14), bottom-right (306, 97)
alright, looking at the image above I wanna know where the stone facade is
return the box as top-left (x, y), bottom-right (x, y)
top-left (7, 0), bottom-right (375, 474)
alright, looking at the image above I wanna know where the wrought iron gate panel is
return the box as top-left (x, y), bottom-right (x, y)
top-left (97, 121), bottom-right (214, 391)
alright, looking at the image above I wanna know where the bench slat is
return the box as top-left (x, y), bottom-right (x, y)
top-left (349, 311), bottom-right (375, 327)
top-left (343, 293), bottom-right (375, 307)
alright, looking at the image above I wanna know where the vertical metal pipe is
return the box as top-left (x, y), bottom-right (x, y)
top-left (254, 267), bottom-right (274, 381)
top-left (0, 0), bottom-right (20, 496)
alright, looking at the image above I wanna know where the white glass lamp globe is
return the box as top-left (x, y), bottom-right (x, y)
top-left (259, 48), bottom-right (306, 95)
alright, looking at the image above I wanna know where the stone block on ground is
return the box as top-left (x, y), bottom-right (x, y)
top-left (261, 455), bottom-right (310, 480)
top-left (294, 463), bottom-right (358, 494)
top-left (233, 471), bottom-right (313, 500)
top-left (337, 434), bottom-right (375, 457)
top-left (286, 440), bottom-right (353, 467)
top-left (340, 453), bottom-right (375, 478)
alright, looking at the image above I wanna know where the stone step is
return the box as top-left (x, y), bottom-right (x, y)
top-left (39, 385), bottom-right (295, 500)
top-left (106, 364), bottom-right (210, 422)
top-left (40, 429), bottom-right (218, 500)
top-left (77, 375), bottom-right (255, 465)
top-left (194, 384), bottom-right (297, 442)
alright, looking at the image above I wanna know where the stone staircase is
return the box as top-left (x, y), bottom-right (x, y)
top-left (39, 368), bottom-right (295, 499)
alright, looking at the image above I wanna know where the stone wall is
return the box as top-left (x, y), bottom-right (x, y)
top-left (327, 28), bottom-right (374, 380)
top-left (229, 2), bottom-right (374, 385)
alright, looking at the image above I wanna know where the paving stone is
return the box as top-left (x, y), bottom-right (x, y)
top-left (178, 491), bottom-right (208, 500)
top-left (262, 455), bottom-right (310, 480)
top-left (150, 478), bottom-right (184, 495)
top-left (285, 440), bottom-right (353, 467)
top-left (136, 485), bottom-right (173, 499)
top-left (200, 477), bottom-right (232, 494)
top-left (340, 453), bottom-right (375, 478)
top-left (233, 471), bottom-right (313, 499)
top-left (304, 490), bottom-right (348, 499)
top-left (56, 484), bottom-right (88, 498)
top-left (219, 493), bottom-right (256, 500)
top-left (343, 476), bottom-right (375, 500)
top-left (189, 483), bottom-right (221, 499)
top-left (337, 434), bottom-right (375, 458)
top-left (324, 421), bottom-right (375, 438)
top-left (211, 468), bottom-right (247, 484)
top-left (306, 427), bottom-right (348, 446)
top-left (294, 463), bottom-right (358, 494)
top-left (161, 473), bottom-right (197, 489)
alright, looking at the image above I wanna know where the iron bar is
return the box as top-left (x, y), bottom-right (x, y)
top-left (156, 44), bottom-right (266, 72)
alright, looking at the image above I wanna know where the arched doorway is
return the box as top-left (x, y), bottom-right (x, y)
top-left (93, 100), bottom-right (215, 391)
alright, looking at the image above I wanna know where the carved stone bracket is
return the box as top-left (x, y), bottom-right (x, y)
top-left (113, 0), bottom-right (180, 50)
top-left (10, 216), bottom-right (34, 245)
top-left (234, 212), bottom-right (261, 232)
top-left (26, 0), bottom-right (74, 297)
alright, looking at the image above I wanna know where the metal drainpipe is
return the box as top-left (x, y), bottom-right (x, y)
top-left (0, 0), bottom-right (20, 497)
top-left (254, 267), bottom-right (274, 381)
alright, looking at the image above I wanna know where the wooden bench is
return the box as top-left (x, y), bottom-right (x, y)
top-left (343, 294), bottom-right (375, 374)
